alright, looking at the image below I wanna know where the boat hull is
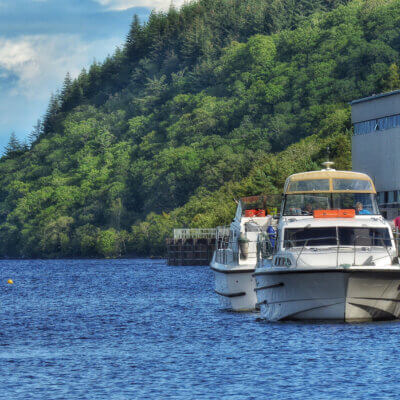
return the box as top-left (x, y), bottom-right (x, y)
top-left (255, 268), bottom-right (400, 321)
top-left (211, 262), bottom-right (257, 311)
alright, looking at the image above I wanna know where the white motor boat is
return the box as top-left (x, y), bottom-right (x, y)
top-left (255, 163), bottom-right (400, 322)
top-left (211, 196), bottom-right (279, 311)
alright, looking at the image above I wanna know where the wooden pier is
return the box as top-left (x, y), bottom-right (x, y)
top-left (166, 228), bottom-right (229, 266)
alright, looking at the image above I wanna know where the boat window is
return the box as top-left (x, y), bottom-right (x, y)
top-left (283, 194), bottom-right (330, 216)
top-left (332, 179), bottom-right (373, 191)
top-left (338, 228), bottom-right (391, 247)
top-left (331, 193), bottom-right (379, 214)
top-left (283, 193), bottom-right (379, 216)
top-left (284, 228), bottom-right (336, 248)
top-left (288, 179), bottom-right (330, 192)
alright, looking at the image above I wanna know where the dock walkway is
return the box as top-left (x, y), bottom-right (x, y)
top-left (166, 228), bottom-right (229, 266)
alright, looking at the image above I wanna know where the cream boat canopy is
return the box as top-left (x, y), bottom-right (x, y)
top-left (284, 170), bottom-right (376, 195)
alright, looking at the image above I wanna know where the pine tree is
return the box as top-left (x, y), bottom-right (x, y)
top-left (125, 14), bottom-right (145, 60)
top-left (61, 72), bottom-right (73, 98)
top-left (4, 132), bottom-right (22, 157)
top-left (42, 92), bottom-right (61, 135)
top-left (28, 119), bottom-right (43, 144)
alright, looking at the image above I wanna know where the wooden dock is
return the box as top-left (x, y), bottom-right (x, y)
top-left (166, 228), bottom-right (229, 266)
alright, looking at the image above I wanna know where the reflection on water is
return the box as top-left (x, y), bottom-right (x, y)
top-left (0, 259), bottom-right (399, 399)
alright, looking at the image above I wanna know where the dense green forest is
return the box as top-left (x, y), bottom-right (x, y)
top-left (2, 0), bottom-right (400, 258)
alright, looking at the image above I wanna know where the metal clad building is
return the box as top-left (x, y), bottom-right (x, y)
top-left (351, 90), bottom-right (400, 217)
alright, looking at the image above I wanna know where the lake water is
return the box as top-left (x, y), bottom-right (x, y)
top-left (1, 259), bottom-right (400, 399)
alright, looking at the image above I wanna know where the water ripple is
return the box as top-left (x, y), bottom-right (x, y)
top-left (0, 259), bottom-right (399, 399)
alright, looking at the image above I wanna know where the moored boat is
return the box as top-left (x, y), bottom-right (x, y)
top-left (211, 195), bottom-right (279, 311)
top-left (255, 163), bottom-right (400, 322)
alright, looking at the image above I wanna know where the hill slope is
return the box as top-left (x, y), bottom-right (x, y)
top-left (1, 0), bottom-right (399, 257)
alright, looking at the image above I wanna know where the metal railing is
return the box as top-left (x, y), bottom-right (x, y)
top-left (216, 226), bottom-right (230, 240)
top-left (257, 232), bottom-right (275, 260)
top-left (215, 226), bottom-right (237, 265)
top-left (173, 228), bottom-right (217, 240)
top-left (258, 234), bottom-right (394, 268)
top-left (215, 248), bottom-right (239, 265)
top-left (215, 241), bottom-right (261, 264)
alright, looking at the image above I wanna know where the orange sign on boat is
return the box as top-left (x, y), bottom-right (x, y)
top-left (313, 209), bottom-right (355, 218)
top-left (338, 209), bottom-right (355, 218)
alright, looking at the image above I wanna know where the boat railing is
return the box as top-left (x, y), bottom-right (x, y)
top-left (216, 226), bottom-right (230, 241)
top-left (215, 248), bottom-right (239, 265)
top-left (258, 234), bottom-right (394, 267)
top-left (215, 225), bottom-right (264, 264)
top-left (215, 244), bottom-right (260, 264)
top-left (256, 232), bottom-right (275, 261)
top-left (215, 226), bottom-right (238, 265)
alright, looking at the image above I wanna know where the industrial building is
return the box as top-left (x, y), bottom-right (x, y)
top-left (351, 90), bottom-right (400, 219)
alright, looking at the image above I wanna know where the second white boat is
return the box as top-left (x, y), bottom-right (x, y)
top-left (211, 196), bottom-right (279, 311)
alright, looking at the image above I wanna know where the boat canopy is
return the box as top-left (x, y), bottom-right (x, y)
top-left (284, 170), bottom-right (376, 195)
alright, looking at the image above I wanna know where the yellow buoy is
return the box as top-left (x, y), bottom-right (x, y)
top-left (7, 279), bottom-right (13, 284)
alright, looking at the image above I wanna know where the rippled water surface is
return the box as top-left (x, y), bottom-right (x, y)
top-left (1, 259), bottom-right (400, 399)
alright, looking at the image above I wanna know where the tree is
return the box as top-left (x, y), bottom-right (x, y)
top-left (382, 63), bottom-right (400, 91)
top-left (42, 92), bottom-right (61, 135)
top-left (28, 119), bottom-right (43, 144)
top-left (61, 72), bottom-right (73, 98)
top-left (125, 14), bottom-right (147, 61)
top-left (4, 132), bottom-right (23, 157)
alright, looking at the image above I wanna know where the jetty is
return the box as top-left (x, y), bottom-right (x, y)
top-left (166, 228), bottom-right (229, 266)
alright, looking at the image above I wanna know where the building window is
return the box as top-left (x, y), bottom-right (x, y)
top-left (388, 191), bottom-right (395, 204)
top-left (354, 114), bottom-right (400, 135)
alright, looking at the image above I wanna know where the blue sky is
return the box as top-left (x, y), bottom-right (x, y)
top-left (0, 0), bottom-right (185, 149)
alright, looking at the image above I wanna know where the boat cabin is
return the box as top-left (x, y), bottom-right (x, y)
top-left (257, 166), bottom-right (397, 269)
top-left (282, 169), bottom-right (379, 217)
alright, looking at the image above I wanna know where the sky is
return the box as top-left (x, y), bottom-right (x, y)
top-left (0, 0), bottom-right (185, 149)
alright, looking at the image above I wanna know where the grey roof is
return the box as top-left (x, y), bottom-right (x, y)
top-left (350, 89), bottom-right (400, 105)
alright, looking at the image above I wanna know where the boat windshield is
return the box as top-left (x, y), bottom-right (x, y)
top-left (283, 193), bottom-right (379, 216)
top-left (287, 178), bottom-right (373, 192)
top-left (284, 227), bottom-right (391, 248)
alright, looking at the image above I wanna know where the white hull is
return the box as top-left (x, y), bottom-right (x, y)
top-left (255, 267), bottom-right (400, 321)
top-left (211, 260), bottom-right (257, 311)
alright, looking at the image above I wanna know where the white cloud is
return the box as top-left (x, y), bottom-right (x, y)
top-left (0, 34), bottom-right (121, 100)
top-left (0, 34), bottom-right (123, 146)
top-left (95, 0), bottom-right (187, 11)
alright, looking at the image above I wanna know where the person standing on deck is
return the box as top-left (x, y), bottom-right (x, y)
top-left (394, 215), bottom-right (400, 231)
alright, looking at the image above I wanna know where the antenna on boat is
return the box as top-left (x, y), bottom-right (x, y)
top-left (322, 147), bottom-right (335, 170)
top-left (322, 161), bottom-right (335, 170)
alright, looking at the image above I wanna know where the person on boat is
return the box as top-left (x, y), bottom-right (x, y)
top-left (355, 202), bottom-right (371, 215)
top-left (267, 225), bottom-right (276, 248)
top-left (394, 215), bottom-right (400, 231)
top-left (302, 203), bottom-right (313, 215)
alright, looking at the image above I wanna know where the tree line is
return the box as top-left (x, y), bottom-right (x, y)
top-left (1, 0), bottom-right (400, 258)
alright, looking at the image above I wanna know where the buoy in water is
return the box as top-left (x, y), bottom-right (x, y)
top-left (7, 279), bottom-right (13, 284)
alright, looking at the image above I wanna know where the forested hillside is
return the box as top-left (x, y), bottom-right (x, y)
top-left (2, 0), bottom-right (400, 258)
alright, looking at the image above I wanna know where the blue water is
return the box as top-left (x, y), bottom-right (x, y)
top-left (1, 259), bottom-right (400, 399)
